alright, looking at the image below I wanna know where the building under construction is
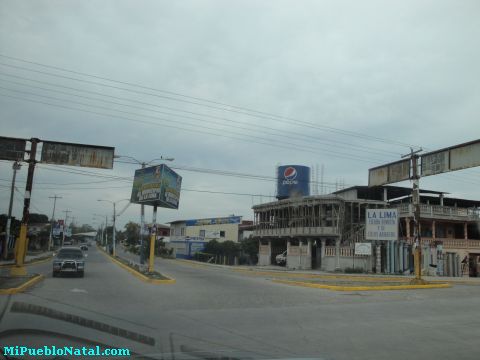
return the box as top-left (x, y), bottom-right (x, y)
top-left (253, 185), bottom-right (480, 276)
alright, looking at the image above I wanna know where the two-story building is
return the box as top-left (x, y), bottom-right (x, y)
top-left (252, 185), bottom-right (480, 276)
top-left (168, 216), bottom-right (252, 259)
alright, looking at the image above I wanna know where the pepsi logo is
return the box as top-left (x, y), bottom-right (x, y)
top-left (284, 167), bottom-right (297, 180)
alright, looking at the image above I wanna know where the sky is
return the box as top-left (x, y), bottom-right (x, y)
top-left (0, 0), bottom-right (479, 230)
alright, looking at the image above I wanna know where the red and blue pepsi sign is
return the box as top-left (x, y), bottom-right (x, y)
top-left (277, 165), bottom-right (310, 199)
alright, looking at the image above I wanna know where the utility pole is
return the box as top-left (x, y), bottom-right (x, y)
top-left (112, 203), bottom-right (116, 256)
top-left (13, 139), bottom-right (38, 275)
top-left (62, 209), bottom-right (71, 246)
top-left (48, 195), bottom-right (62, 250)
top-left (402, 148), bottom-right (425, 284)
top-left (140, 162), bottom-right (146, 264)
top-left (105, 215), bottom-right (108, 246)
top-left (149, 205), bottom-right (158, 273)
top-left (4, 161), bottom-right (21, 260)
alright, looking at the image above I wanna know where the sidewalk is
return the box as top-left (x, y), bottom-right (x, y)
top-left (0, 250), bottom-right (53, 267)
top-left (166, 257), bottom-right (480, 284)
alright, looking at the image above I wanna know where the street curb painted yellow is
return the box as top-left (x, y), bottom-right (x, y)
top-left (235, 269), bottom-right (480, 285)
top-left (0, 274), bottom-right (45, 295)
top-left (0, 256), bottom-right (52, 269)
top-left (272, 279), bottom-right (452, 291)
top-left (97, 246), bottom-right (175, 284)
top-left (234, 269), bottom-right (414, 281)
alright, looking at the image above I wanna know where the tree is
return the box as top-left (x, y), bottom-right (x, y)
top-left (241, 236), bottom-right (258, 259)
top-left (29, 213), bottom-right (49, 223)
top-left (123, 221), bottom-right (140, 246)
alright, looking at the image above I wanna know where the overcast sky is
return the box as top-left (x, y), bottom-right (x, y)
top-left (1, 0), bottom-right (479, 229)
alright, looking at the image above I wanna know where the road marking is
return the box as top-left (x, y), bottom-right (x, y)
top-left (70, 288), bottom-right (88, 293)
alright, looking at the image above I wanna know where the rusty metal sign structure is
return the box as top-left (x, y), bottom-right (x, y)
top-left (0, 136), bottom-right (27, 161)
top-left (41, 141), bottom-right (114, 169)
top-left (368, 159), bottom-right (410, 187)
top-left (421, 139), bottom-right (480, 177)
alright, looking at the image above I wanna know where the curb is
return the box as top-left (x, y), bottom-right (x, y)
top-left (98, 246), bottom-right (175, 285)
top-left (235, 269), bottom-right (480, 285)
top-left (272, 279), bottom-right (452, 291)
top-left (0, 274), bottom-right (45, 295)
top-left (234, 269), bottom-right (415, 282)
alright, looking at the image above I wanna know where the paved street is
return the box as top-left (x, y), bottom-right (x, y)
top-left (1, 246), bottom-right (480, 360)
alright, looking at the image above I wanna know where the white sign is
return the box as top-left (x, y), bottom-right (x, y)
top-left (205, 230), bottom-right (221, 239)
top-left (355, 243), bottom-right (372, 256)
top-left (365, 209), bottom-right (398, 241)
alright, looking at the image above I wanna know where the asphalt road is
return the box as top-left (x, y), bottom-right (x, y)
top-left (1, 246), bottom-right (480, 360)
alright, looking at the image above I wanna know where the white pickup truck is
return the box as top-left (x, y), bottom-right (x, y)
top-left (275, 250), bottom-right (287, 266)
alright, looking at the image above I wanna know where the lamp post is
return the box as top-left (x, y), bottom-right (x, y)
top-left (97, 199), bottom-right (129, 257)
top-left (114, 155), bottom-right (174, 264)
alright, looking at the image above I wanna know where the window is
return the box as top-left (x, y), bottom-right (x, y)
top-left (220, 231), bottom-right (225, 238)
top-left (199, 230), bottom-right (205, 237)
top-left (181, 227), bottom-right (185, 236)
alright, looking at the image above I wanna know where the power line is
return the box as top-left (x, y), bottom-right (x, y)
top-left (0, 92), bottom-right (384, 164)
top-left (0, 73), bottom-right (401, 157)
top-left (0, 84), bottom-right (390, 161)
top-left (0, 56), bottom-right (416, 148)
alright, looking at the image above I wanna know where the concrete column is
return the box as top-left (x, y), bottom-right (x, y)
top-left (376, 243), bottom-right (382, 273)
top-left (335, 237), bottom-right (340, 271)
top-left (320, 239), bottom-right (326, 270)
top-left (257, 239), bottom-right (272, 266)
top-left (406, 218), bottom-right (410, 241)
top-left (464, 222), bottom-right (468, 240)
top-left (386, 241), bottom-right (390, 274)
top-left (440, 193), bottom-right (444, 206)
top-left (432, 220), bottom-right (436, 240)
top-left (399, 242), bottom-right (404, 273)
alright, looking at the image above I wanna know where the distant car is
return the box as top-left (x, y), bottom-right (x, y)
top-left (276, 250), bottom-right (287, 266)
top-left (80, 244), bottom-right (88, 251)
top-left (52, 247), bottom-right (86, 277)
top-left (63, 240), bottom-right (73, 246)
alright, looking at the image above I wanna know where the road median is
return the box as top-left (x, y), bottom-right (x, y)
top-left (97, 246), bottom-right (175, 284)
top-left (0, 274), bottom-right (45, 295)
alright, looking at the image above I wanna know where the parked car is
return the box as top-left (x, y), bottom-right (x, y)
top-left (52, 247), bottom-right (86, 277)
top-left (276, 250), bottom-right (287, 266)
top-left (80, 244), bottom-right (88, 251)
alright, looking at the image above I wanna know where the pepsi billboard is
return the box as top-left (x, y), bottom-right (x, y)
top-left (277, 165), bottom-right (310, 199)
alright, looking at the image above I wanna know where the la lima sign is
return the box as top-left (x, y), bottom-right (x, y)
top-left (365, 209), bottom-right (398, 241)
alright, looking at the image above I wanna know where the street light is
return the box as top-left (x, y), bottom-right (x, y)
top-left (113, 155), bottom-right (174, 264)
top-left (97, 199), bottom-right (129, 256)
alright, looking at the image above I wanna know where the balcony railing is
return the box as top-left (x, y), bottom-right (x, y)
top-left (396, 204), bottom-right (480, 220)
top-left (324, 246), bottom-right (368, 257)
top-left (254, 226), bottom-right (339, 237)
top-left (401, 237), bottom-right (480, 249)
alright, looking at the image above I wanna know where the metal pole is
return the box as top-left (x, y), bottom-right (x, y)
top-left (48, 195), bottom-right (61, 250)
top-left (112, 202), bottom-right (116, 256)
top-left (140, 162), bottom-right (146, 264)
top-left (13, 139), bottom-right (38, 275)
top-left (5, 161), bottom-right (21, 260)
top-left (411, 154), bottom-right (425, 284)
top-left (105, 215), bottom-right (108, 246)
top-left (148, 205), bottom-right (157, 273)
